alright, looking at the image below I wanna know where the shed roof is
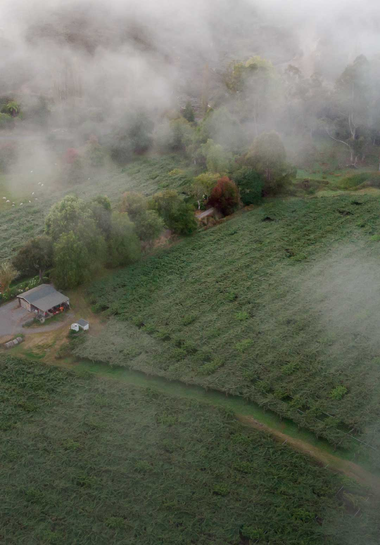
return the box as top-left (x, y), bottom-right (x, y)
top-left (77, 319), bottom-right (89, 327)
top-left (17, 284), bottom-right (69, 312)
top-left (196, 207), bottom-right (217, 219)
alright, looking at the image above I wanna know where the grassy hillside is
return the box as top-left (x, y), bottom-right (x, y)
top-left (81, 194), bottom-right (380, 454)
top-left (1, 354), bottom-right (379, 544)
top-left (0, 155), bottom-right (191, 260)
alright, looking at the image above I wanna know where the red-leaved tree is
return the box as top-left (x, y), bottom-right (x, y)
top-left (207, 177), bottom-right (239, 216)
top-left (64, 148), bottom-right (80, 164)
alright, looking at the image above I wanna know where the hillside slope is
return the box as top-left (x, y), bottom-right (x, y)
top-left (80, 194), bottom-right (380, 455)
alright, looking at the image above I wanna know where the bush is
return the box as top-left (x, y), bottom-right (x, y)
top-left (182, 101), bottom-right (195, 123)
top-left (155, 118), bottom-right (193, 153)
top-left (233, 167), bottom-right (264, 205)
top-left (107, 111), bottom-right (154, 163)
top-left (108, 213), bottom-right (141, 267)
top-left (120, 192), bottom-right (163, 244)
top-left (330, 386), bottom-right (348, 400)
top-left (151, 190), bottom-right (197, 235)
top-left (338, 172), bottom-right (380, 190)
top-left (191, 172), bottom-right (220, 207)
top-left (84, 137), bottom-right (106, 167)
top-left (60, 149), bottom-right (84, 185)
top-left (12, 236), bottom-right (53, 281)
top-left (207, 177), bottom-right (240, 216)
top-left (64, 148), bottom-right (80, 164)
top-left (53, 233), bottom-right (97, 289)
top-left (201, 139), bottom-right (232, 173)
top-left (245, 132), bottom-right (295, 195)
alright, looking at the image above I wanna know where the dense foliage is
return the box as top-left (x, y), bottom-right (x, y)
top-left (12, 236), bottom-right (53, 280)
top-left (0, 156), bottom-right (190, 262)
top-left (120, 192), bottom-right (164, 244)
top-left (207, 177), bottom-right (240, 216)
top-left (151, 190), bottom-right (197, 235)
top-left (232, 167), bottom-right (264, 205)
top-left (1, 354), bottom-right (379, 544)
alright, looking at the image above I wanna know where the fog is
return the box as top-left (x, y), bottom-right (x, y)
top-left (0, 0), bottom-right (380, 191)
top-left (2, 0), bottom-right (380, 114)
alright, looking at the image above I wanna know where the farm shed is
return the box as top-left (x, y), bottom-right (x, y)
top-left (71, 319), bottom-right (89, 332)
top-left (195, 207), bottom-right (222, 226)
top-left (17, 284), bottom-right (69, 317)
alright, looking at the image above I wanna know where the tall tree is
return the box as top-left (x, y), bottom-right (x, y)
top-left (13, 236), bottom-right (53, 281)
top-left (225, 56), bottom-right (277, 135)
top-left (207, 177), bottom-right (239, 216)
top-left (245, 132), bottom-right (294, 195)
top-left (108, 213), bottom-right (141, 267)
top-left (120, 192), bottom-right (163, 244)
top-left (53, 232), bottom-right (92, 290)
top-left (0, 262), bottom-right (18, 294)
top-left (151, 190), bottom-right (197, 236)
top-left (325, 56), bottom-right (371, 166)
top-left (46, 195), bottom-right (107, 287)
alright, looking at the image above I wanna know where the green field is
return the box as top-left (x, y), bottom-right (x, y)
top-left (80, 194), bottom-right (380, 455)
top-left (0, 155), bottom-right (191, 260)
top-left (1, 354), bottom-right (380, 544)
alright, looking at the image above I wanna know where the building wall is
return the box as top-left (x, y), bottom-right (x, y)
top-left (18, 298), bottom-right (31, 312)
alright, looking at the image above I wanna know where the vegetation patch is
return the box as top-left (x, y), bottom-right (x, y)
top-left (1, 354), bottom-right (379, 544)
top-left (81, 195), bottom-right (380, 453)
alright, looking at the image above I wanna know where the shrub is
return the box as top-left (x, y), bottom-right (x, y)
top-left (338, 172), bottom-right (380, 190)
top-left (12, 236), bottom-right (53, 281)
top-left (207, 177), bottom-right (240, 216)
top-left (198, 357), bottom-right (224, 376)
top-left (85, 137), bottom-right (106, 167)
top-left (0, 262), bottom-right (18, 294)
top-left (235, 339), bottom-right (253, 353)
top-left (201, 139), bottom-right (232, 173)
top-left (108, 213), bottom-right (141, 267)
top-left (182, 101), bottom-right (195, 123)
top-left (1, 101), bottom-right (21, 117)
top-left (60, 149), bottom-right (84, 185)
top-left (151, 190), bottom-right (197, 235)
top-left (244, 132), bottom-right (295, 195)
top-left (191, 172), bottom-right (220, 207)
top-left (120, 192), bottom-right (163, 244)
top-left (53, 232), bottom-right (104, 289)
top-left (330, 386), bottom-right (348, 400)
top-left (64, 148), bottom-right (80, 164)
top-left (233, 167), bottom-right (264, 205)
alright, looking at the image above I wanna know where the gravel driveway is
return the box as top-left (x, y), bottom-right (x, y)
top-left (0, 300), bottom-right (73, 340)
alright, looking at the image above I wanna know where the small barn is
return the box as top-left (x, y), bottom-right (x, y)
top-left (17, 284), bottom-right (70, 317)
top-left (195, 207), bottom-right (222, 227)
top-left (71, 319), bottom-right (89, 332)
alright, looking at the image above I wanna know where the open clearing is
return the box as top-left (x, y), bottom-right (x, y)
top-left (2, 354), bottom-right (380, 544)
top-left (80, 194), bottom-right (380, 459)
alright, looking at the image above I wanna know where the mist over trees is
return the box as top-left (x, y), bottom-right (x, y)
top-left (2, 0), bottom-right (380, 159)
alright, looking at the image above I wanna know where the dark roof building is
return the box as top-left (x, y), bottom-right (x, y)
top-left (17, 284), bottom-right (69, 315)
top-left (77, 319), bottom-right (89, 328)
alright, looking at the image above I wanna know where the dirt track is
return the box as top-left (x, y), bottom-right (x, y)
top-left (238, 415), bottom-right (380, 497)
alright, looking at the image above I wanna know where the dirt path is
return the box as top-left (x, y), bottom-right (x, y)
top-left (238, 415), bottom-right (380, 497)
top-left (65, 358), bottom-right (380, 497)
